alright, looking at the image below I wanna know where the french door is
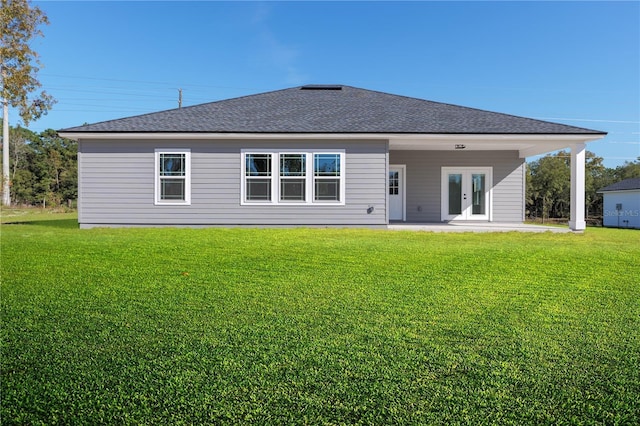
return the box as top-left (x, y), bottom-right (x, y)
top-left (441, 167), bottom-right (492, 221)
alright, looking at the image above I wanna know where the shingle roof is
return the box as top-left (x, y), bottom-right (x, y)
top-left (598, 177), bottom-right (640, 192)
top-left (60, 85), bottom-right (606, 135)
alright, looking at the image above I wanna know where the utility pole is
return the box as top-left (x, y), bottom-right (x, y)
top-left (178, 88), bottom-right (182, 108)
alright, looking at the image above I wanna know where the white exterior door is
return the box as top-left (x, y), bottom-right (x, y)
top-left (441, 167), bottom-right (492, 221)
top-left (389, 165), bottom-right (405, 221)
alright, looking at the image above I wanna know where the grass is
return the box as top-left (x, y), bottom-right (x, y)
top-left (1, 210), bottom-right (639, 424)
top-left (0, 206), bottom-right (77, 225)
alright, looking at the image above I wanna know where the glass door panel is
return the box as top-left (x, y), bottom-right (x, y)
top-left (448, 174), bottom-right (462, 215)
top-left (471, 173), bottom-right (485, 215)
top-left (389, 171), bottom-right (399, 195)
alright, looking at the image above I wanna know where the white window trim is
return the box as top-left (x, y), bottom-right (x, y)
top-left (243, 152), bottom-right (274, 204)
top-left (279, 152), bottom-right (310, 203)
top-left (241, 149), bottom-right (345, 206)
top-left (155, 149), bottom-right (191, 206)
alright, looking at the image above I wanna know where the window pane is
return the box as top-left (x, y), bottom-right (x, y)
top-left (161, 178), bottom-right (185, 200)
top-left (314, 154), bottom-right (340, 176)
top-left (448, 174), bottom-right (462, 215)
top-left (280, 154), bottom-right (306, 176)
top-left (246, 154), bottom-right (271, 176)
top-left (315, 179), bottom-right (340, 201)
top-left (281, 179), bottom-right (305, 201)
top-left (472, 174), bottom-right (486, 215)
top-left (160, 154), bottom-right (185, 176)
top-left (389, 171), bottom-right (398, 195)
top-left (246, 179), bottom-right (271, 200)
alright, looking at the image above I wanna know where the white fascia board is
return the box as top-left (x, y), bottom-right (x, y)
top-left (390, 134), bottom-right (605, 157)
top-left (391, 134), bottom-right (604, 142)
top-left (58, 132), bottom-right (392, 140)
top-left (58, 131), bottom-right (606, 147)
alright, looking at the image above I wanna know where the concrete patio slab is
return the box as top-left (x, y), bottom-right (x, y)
top-left (388, 222), bottom-right (573, 233)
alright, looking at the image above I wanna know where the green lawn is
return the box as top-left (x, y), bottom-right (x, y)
top-left (1, 212), bottom-right (639, 425)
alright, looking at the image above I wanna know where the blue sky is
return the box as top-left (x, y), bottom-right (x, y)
top-left (22, 1), bottom-right (640, 168)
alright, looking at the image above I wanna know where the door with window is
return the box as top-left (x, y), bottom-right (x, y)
top-left (389, 165), bottom-right (405, 221)
top-left (441, 167), bottom-right (492, 221)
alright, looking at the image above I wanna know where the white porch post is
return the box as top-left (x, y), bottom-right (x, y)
top-left (569, 143), bottom-right (586, 231)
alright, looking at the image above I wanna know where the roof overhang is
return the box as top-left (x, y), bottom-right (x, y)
top-left (597, 189), bottom-right (640, 194)
top-left (58, 132), bottom-right (605, 159)
top-left (388, 134), bottom-right (605, 157)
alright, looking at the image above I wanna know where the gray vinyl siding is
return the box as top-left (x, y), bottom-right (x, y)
top-left (389, 150), bottom-right (525, 223)
top-left (78, 139), bottom-right (387, 227)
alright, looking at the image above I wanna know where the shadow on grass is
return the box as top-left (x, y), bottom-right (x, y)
top-left (2, 218), bottom-right (79, 229)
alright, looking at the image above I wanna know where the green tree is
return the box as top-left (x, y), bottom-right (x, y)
top-left (1, 122), bottom-right (77, 206)
top-left (585, 151), bottom-right (610, 219)
top-left (6, 122), bottom-right (37, 204)
top-left (527, 150), bottom-right (609, 222)
top-left (614, 158), bottom-right (640, 181)
top-left (39, 129), bottom-right (77, 206)
top-left (1, 0), bottom-right (55, 205)
top-left (527, 151), bottom-right (570, 221)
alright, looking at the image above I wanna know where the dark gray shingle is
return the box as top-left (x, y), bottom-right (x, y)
top-left (598, 177), bottom-right (640, 192)
top-left (60, 85), bottom-right (606, 135)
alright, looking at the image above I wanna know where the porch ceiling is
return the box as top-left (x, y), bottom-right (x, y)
top-left (388, 134), bottom-right (605, 158)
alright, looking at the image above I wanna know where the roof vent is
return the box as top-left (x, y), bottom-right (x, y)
top-left (300, 85), bottom-right (343, 90)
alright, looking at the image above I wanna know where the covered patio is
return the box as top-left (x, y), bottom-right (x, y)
top-left (389, 135), bottom-right (604, 231)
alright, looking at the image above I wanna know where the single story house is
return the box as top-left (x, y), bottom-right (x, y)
top-left (598, 177), bottom-right (640, 229)
top-left (59, 85), bottom-right (606, 230)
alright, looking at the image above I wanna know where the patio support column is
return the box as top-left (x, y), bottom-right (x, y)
top-left (569, 143), bottom-right (586, 231)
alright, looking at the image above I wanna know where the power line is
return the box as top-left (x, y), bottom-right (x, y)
top-left (45, 86), bottom-right (174, 99)
top-left (533, 117), bottom-right (640, 124)
top-left (53, 103), bottom-right (162, 109)
top-left (40, 73), bottom-right (259, 91)
top-left (41, 74), bottom-right (640, 125)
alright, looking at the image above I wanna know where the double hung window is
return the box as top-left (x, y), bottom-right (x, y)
top-left (242, 151), bottom-right (344, 205)
top-left (313, 154), bottom-right (341, 202)
top-left (280, 154), bottom-right (306, 201)
top-left (155, 149), bottom-right (191, 205)
top-left (245, 154), bottom-right (272, 201)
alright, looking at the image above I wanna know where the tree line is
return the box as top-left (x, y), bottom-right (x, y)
top-left (527, 151), bottom-right (639, 223)
top-left (1, 123), bottom-right (638, 221)
top-left (1, 123), bottom-right (76, 207)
